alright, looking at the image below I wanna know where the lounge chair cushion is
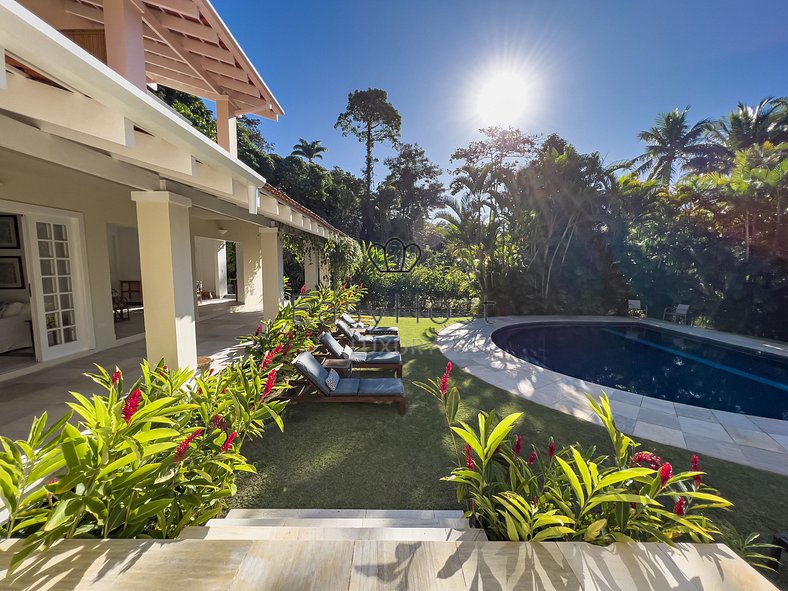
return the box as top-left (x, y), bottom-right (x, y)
top-left (293, 351), bottom-right (331, 395)
top-left (330, 378), bottom-right (405, 397)
top-left (356, 378), bottom-right (405, 396)
top-left (341, 345), bottom-right (353, 359)
top-left (354, 333), bottom-right (399, 346)
top-left (350, 351), bottom-right (402, 365)
top-left (319, 332), bottom-right (345, 358)
top-left (325, 369), bottom-right (340, 392)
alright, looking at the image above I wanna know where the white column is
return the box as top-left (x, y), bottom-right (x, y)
top-left (304, 247), bottom-right (319, 290)
top-left (216, 241), bottom-right (228, 297)
top-left (236, 226), bottom-right (264, 311)
top-left (103, 0), bottom-right (147, 90)
top-left (131, 191), bottom-right (197, 369)
top-left (216, 96), bottom-right (238, 157)
top-left (260, 227), bottom-right (284, 320)
top-left (319, 255), bottom-right (331, 287)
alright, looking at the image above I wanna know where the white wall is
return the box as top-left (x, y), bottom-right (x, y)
top-left (107, 224), bottom-right (141, 292)
top-left (0, 148), bottom-right (137, 350)
top-left (192, 236), bottom-right (227, 298)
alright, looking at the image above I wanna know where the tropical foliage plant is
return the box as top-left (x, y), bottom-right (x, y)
top-left (419, 367), bottom-right (734, 546)
top-left (0, 360), bottom-right (286, 574)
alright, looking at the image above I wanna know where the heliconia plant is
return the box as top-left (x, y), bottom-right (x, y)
top-left (424, 366), bottom-right (735, 547)
top-left (0, 359), bottom-right (287, 575)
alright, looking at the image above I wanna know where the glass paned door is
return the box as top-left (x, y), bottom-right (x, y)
top-left (24, 214), bottom-right (88, 361)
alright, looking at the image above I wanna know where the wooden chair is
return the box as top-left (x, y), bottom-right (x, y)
top-left (319, 332), bottom-right (403, 377)
top-left (336, 320), bottom-right (400, 352)
top-left (289, 351), bottom-right (407, 415)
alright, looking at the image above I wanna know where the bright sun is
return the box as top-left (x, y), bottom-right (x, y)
top-left (476, 71), bottom-right (530, 127)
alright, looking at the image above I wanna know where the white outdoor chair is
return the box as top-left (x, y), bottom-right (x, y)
top-left (663, 304), bottom-right (689, 324)
top-left (627, 300), bottom-right (647, 318)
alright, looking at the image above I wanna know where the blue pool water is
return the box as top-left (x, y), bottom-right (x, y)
top-left (491, 323), bottom-right (788, 420)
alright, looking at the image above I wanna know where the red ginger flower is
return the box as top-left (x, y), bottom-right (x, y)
top-left (528, 451), bottom-right (537, 465)
top-left (175, 429), bottom-right (203, 462)
top-left (220, 431), bottom-right (238, 453)
top-left (691, 455), bottom-right (702, 488)
top-left (674, 497), bottom-right (686, 516)
top-left (465, 443), bottom-right (475, 471)
top-left (300, 284), bottom-right (307, 295)
top-left (274, 343), bottom-right (284, 355)
top-left (121, 389), bottom-right (142, 424)
top-left (439, 362), bottom-right (452, 397)
top-left (514, 434), bottom-right (523, 457)
top-left (255, 323), bottom-right (263, 337)
top-left (631, 451), bottom-right (663, 470)
top-left (548, 438), bottom-right (556, 461)
top-left (659, 462), bottom-right (672, 488)
top-left (260, 349), bottom-right (275, 370)
top-left (209, 414), bottom-right (228, 432)
top-left (262, 369), bottom-right (277, 400)
top-left (112, 370), bottom-right (121, 385)
top-left (359, 282), bottom-right (363, 289)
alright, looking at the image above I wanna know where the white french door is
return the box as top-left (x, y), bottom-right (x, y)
top-left (23, 214), bottom-right (90, 361)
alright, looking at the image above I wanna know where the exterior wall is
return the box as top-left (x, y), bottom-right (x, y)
top-left (107, 223), bottom-right (141, 292)
top-left (193, 236), bottom-right (227, 298)
top-left (0, 149), bottom-right (137, 351)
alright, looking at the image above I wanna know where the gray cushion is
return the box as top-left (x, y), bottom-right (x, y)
top-left (341, 345), bottom-right (353, 359)
top-left (355, 334), bottom-right (399, 346)
top-left (319, 332), bottom-right (345, 358)
top-left (356, 378), bottom-right (405, 396)
top-left (331, 378), bottom-right (361, 396)
top-left (337, 320), bottom-right (355, 340)
top-left (350, 351), bottom-right (402, 365)
top-left (293, 351), bottom-right (331, 395)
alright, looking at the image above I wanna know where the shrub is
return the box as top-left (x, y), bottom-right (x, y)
top-left (0, 360), bottom-right (286, 574)
top-left (419, 367), bottom-right (733, 545)
top-left (241, 284), bottom-right (366, 381)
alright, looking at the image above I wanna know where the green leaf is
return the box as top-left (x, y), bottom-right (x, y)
top-left (584, 518), bottom-right (607, 541)
top-left (555, 456), bottom-right (584, 506)
top-left (451, 424), bottom-right (484, 459)
top-left (596, 467), bottom-right (654, 489)
top-left (531, 526), bottom-right (574, 542)
top-left (484, 413), bottom-right (523, 460)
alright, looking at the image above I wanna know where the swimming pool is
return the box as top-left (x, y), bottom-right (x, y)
top-left (491, 322), bottom-right (788, 420)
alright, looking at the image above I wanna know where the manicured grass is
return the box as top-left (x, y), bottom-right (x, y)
top-left (233, 316), bottom-right (788, 586)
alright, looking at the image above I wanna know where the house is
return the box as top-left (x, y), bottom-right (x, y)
top-left (0, 0), bottom-right (335, 375)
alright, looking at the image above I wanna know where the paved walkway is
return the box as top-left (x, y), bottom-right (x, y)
top-left (437, 316), bottom-right (788, 476)
top-left (0, 538), bottom-right (776, 590)
top-left (0, 309), bottom-right (258, 440)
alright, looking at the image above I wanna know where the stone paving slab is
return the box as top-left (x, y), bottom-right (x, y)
top-left (436, 317), bottom-right (788, 476)
top-left (0, 539), bottom-right (777, 590)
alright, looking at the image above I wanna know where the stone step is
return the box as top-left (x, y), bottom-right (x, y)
top-left (206, 517), bottom-right (469, 529)
top-left (225, 508), bottom-right (464, 520)
top-left (180, 526), bottom-right (487, 542)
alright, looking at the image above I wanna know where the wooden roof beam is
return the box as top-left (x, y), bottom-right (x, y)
top-left (141, 7), bottom-right (220, 95)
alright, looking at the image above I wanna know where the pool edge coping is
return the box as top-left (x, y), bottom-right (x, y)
top-left (436, 315), bottom-right (788, 477)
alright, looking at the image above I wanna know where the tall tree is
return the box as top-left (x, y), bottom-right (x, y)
top-left (377, 144), bottom-right (446, 241)
top-left (634, 107), bottom-right (724, 185)
top-left (291, 138), bottom-right (327, 163)
top-left (335, 88), bottom-right (401, 239)
top-left (708, 97), bottom-right (788, 160)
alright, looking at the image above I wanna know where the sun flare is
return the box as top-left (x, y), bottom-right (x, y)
top-left (476, 70), bottom-right (531, 127)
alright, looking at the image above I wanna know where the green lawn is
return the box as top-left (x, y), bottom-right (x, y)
top-left (233, 317), bottom-right (788, 586)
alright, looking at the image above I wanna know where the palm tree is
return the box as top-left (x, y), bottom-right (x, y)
top-left (708, 97), bottom-right (788, 161)
top-left (634, 107), bottom-right (725, 185)
top-left (291, 139), bottom-right (327, 163)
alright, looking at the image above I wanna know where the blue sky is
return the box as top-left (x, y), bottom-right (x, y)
top-left (214, 0), bottom-right (788, 184)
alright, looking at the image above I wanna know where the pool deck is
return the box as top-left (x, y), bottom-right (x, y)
top-left (436, 316), bottom-right (788, 476)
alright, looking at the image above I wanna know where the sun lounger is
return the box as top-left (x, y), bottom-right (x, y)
top-left (337, 320), bottom-right (400, 351)
top-left (319, 332), bottom-right (403, 377)
top-left (291, 351), bottom-right (407, 414)
top-left (663, 304), bottom-right (690, 324)
top-left (340, 313), bottom-right (399, 335)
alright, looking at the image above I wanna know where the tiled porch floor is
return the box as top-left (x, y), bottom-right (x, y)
top-left (437, 317), bottom-right (788, 476)
top-left (0, 309), bottom-right (258, 440)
